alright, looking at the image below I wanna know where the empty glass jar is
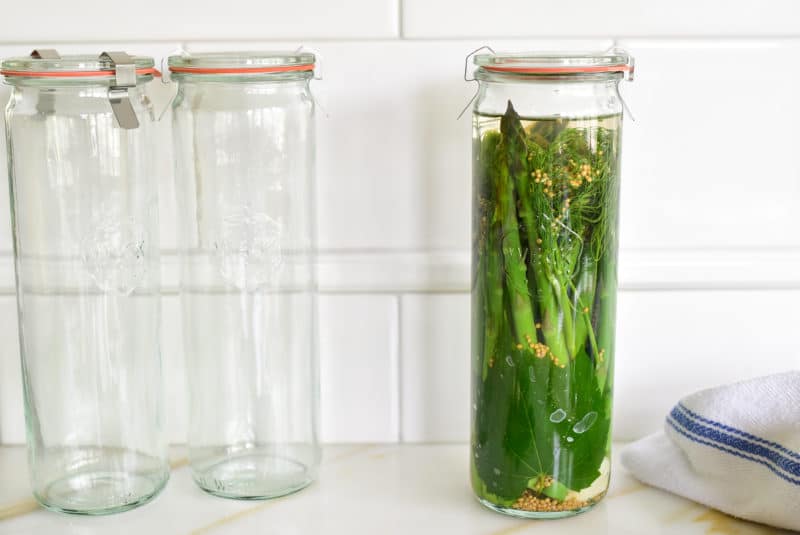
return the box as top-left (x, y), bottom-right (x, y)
top-left (2, 50), bottom-right (168, 514)
top-left (170, 51), bottom-right (320, 499)
top-left (469, 50), bottom-right (634, 518)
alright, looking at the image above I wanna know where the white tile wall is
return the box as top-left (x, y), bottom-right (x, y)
top-left (613, 289), bottom-right (800, 441)
top-left (400, 294), bottom-right (470, 442)
top-left (403, 1), bottom-right (800, 38)
top-left (617, 39), bottom-right (800, 251)
top-left (319, 295), bottom-right (400, 443)
top-left (1, 4), bottom-right (799, 445)
top-left (0, 1), bottom-right (399, 42)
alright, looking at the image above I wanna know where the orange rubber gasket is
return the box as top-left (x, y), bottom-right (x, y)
top-left (0, 67), bottom-right (161, 78)
top-left (168, 64), bottom-right (314, 74)
top-left (483, 65), bottom-right (632, 74)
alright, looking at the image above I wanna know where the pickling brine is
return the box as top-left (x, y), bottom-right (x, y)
top-left (471, 103), bottom-right (622, 516)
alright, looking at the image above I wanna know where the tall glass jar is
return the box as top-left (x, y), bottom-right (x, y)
top-left (2, 50), bottom-right (168, 514)
top-left (169, 51), bottom-right (319, 499)
top-left (470, 51), bottom-right (634, 518)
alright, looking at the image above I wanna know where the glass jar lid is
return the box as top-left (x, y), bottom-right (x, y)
top-left (168, 51), bottom-right (315, 76)
top-left (474, 51), bottom-right (633, 79)
top-left (1, 53), bottom-right (156, 80)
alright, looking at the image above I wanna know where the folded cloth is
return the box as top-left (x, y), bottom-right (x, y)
top-left (621, 371), bottom-right (800, 532)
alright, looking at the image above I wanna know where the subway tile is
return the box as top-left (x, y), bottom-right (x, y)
top-left (403, 1), bottom-right (800, 38)
top-left (400, 293), bottom-right (470, 442)
top-left (617, 39), bottom-right (800, 250)
top-left (319, 294), bottom-right (399, 442)
top-left (613, 289), bottom-right (800, 440)
top-left (0, 1), bottom-right (398, 42)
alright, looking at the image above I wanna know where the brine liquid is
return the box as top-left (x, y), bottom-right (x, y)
top-left (471, 111), bottom-right (622, 517)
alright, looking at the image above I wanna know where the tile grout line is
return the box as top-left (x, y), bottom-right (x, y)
top-left (397, 0), bottom-right (404, 39)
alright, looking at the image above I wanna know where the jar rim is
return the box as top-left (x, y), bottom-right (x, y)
top-left (1, 54), bottom-right (155, 80)
top-left (168, 51), bottom-right (315, 76)
top-left (474, 50), bottom-right (633, 80)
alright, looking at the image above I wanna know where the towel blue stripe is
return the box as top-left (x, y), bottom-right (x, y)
top-left (666, 418), bottom-right (800, 488)
top-left (678, 402), bottom-right (800, 461)
top-left (670, 407), bottom-right (800, 480)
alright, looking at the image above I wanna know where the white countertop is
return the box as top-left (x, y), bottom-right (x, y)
top-left (0, 444), bottom-right (791, 534)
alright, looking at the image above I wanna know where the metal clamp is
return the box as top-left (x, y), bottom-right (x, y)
top-left (100, 51), bottom-right (140, 129)
top-left (30, 49), bottom-right (61, 115)
top-left (457, 45), bottom-right (496, 120)
top-left (463, 45), bottom-right (495, 83)
top-left (30, 49), bottom-right (61, 60)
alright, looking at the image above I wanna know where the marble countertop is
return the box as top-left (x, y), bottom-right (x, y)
top-left (0, 444), bottom-right (790, 534)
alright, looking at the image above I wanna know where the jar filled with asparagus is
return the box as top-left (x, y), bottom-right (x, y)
top-left (470, 51), bottom-right (634, 518)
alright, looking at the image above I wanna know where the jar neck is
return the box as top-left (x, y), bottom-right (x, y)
top-left (172, 76), bottom-right (314, 112)
top-left (474, 74), bottom-right (623, 119)
top-left (170, 72), bottom-right (313, 84)
top-left (3, 75), bottom-right (154, 89)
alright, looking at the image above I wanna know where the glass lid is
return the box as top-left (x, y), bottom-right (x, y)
top-left (474, 50), bottom-right (633, 79)
top-left (168, 51), bottom-right (315, 75)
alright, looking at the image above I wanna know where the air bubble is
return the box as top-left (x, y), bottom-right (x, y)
top-left (573, 411), bottom-right (598, 434)
top-left (566, 436), bottom-right (574, 443)
top-left (549, 409), bottom-right (567, 423)
top-left (505, 355), bottom-right (514, 367)
top-left (493, 468), bottom-right (501, 476)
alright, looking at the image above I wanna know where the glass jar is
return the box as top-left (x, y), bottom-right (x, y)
top-left (2, 50), bottom-right (168, 514)
top-left (469, 51), bottom-right (634, 518)
top-left (169, 51), bottom-right (319, 499)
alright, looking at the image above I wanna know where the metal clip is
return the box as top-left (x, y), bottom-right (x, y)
top-left (458, 45), bottom-right (496, 120)
top-left (294, 45), bottom-right (327, 118)
top-left (30, 49), bottom-right (61, 60)
top-left (30, 49), bottom-right (60, 115)
top-left (463, 45), bottom-right (495, 83)
top-left (100, 51), bottom-right (140, 129)
top-left (294, 45), bottom-right (323, 80)
top-left (604, 46), bottom-right (636, 121)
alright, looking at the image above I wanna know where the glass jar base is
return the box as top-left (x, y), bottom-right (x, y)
top-left (192, 452), bottom-right (315, 500)
top-left (36, 468), bottom-right (168, 515)
top-left (477, 496), bottom-right (600, 519)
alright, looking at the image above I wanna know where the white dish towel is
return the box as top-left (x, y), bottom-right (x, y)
top-left (621, 371), bottom-right (800, 532)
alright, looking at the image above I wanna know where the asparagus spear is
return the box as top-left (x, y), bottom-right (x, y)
top-left (493, 134), bottom-right (537, 354)
top-left (480, 132), bottom-right (505, 380)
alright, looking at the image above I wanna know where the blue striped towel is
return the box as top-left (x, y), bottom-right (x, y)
top-left (621, 371), bottom-right (800, 531)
